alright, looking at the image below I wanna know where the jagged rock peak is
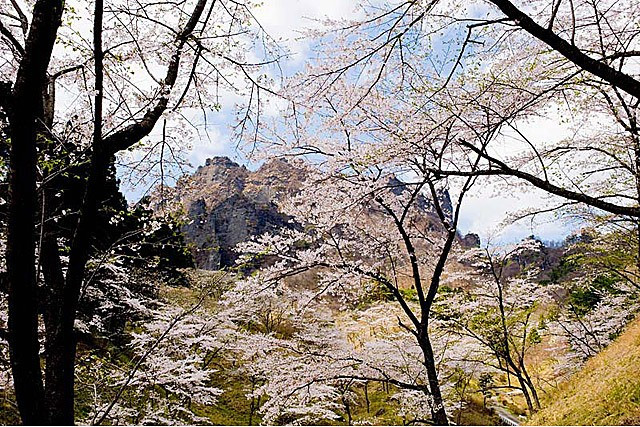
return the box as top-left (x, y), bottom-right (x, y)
top-left (174, 156), bottom-right (304, 270)
top-left (460, 233), bottom-right (480, 248)
top-left (203, 156), bottom-right (241, 168)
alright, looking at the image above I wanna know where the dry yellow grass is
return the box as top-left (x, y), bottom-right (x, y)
top-left (528, 316), bottom-right (640, 425)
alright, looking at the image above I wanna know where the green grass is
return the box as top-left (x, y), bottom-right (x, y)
top-left (528, 316), bottom-right (640, 425)
top-left (193, 377), bottom-right (498, 426)
top-left (193, 372), bottom-right (258, 425)
top-left (0, 399), bottom-right (19, 424)
top-left (453, 395), bottom-right (501, 426)
top-left (342, 383), bottom-right (404, 426)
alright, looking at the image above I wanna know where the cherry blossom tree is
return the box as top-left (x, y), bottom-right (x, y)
top-left (219, 262), bottom-right (496, 425)
top-left (231, 147), bottom-right (481, 425)
top-left (88, 304), bottom-right (229, 424)
top-left (45, 268), bottom-right (234, 425)
top-left (437, 238), bottom-right (551, 413)
top-left (218, 273), bottom-right (356, 425)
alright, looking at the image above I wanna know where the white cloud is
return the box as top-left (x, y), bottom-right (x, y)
top-left (457, 111), bottom-right (582, 244)
top-left (251, 0), bottom-right (361, 63)
top-left (184, 118), bottom-right (240, 167)
top-left (457, 184), bottom-right (574, 246)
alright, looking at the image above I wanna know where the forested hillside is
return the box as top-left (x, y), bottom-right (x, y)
top-left (0, 0), bottom-right (639, 425)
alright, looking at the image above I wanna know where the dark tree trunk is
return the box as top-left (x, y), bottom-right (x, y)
top-left (6, 97), bottom-right (46, 425)
top-left (515, 373), bottom-right (534, 413)
top-left (41, 229), bottom-right (73, 424)
top-left (420, 332), bottom-right (448, 426)
top-left (38, 185), bottom-right (70, 423)
top-left (6, 0), bottom-right (64, 423)
top-left (342, 396), bottom-right (352, 426)
top-left (522, 362), bottom-right (540, 411)
top-left (43, 320), bottom-right (77, 424)
top-left (364, 382), bottom-right (370, 414)
top-left (44, 151), bottom-right (110, 423)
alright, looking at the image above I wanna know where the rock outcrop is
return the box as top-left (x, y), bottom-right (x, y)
top-left (171, 157), bottom-right (305, 269)
top-left (460, 233), bottom-right (481, 248)
top-left (166, 156), bottom-right (457, 270)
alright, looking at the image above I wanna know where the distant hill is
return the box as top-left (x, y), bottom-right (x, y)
top-left (528, 315), bottom-right (640, 425)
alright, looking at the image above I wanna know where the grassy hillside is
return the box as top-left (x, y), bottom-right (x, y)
top-left (529, 316), bottom-right (640, 425)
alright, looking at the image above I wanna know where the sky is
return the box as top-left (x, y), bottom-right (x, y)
top-left (121, 0), bottom-right (579, 246)
top-left (175, 0), bottom-right (362, 166)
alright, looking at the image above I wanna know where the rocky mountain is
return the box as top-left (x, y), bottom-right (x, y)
top-left (168, 157), bottom-right (307, 269)
top-left (164, 156), bottom-right (477, 270)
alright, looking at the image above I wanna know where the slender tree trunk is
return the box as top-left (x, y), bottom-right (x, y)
top-left (515, 373), bottom-right (534, 413)
top-left (248, 377), bottom-right (257, 426)
top-left (44, 320), bottom-right (76, 424)
top-left (518, 359), bottom-right (540, 410)
top-left (40, 236), bottom-right (74, 424)
top-left (364, 382), bottom-right (370, 414)
top-left (342, 395), bottom-right (352, 425)
top-left (420, 331), bottom-right (448, 426)
top-left (39, 191), bottom-right (71, 423)
top-left (501, 354), bottom-right (535, 413)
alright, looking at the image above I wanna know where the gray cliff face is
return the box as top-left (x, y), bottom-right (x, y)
top-left (176, 157), bottom-right (301, 270)
top-left (181, 199), bottom-right (220, 270)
